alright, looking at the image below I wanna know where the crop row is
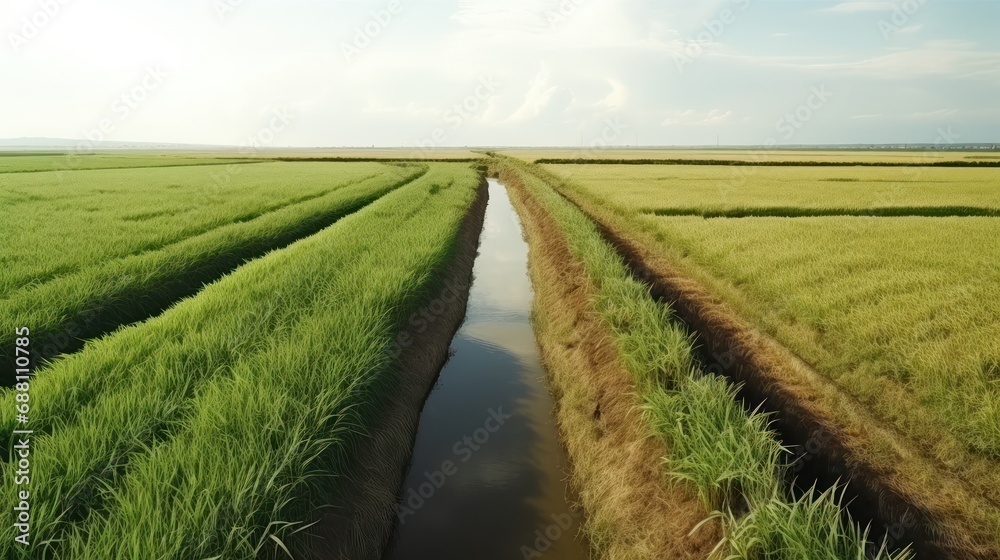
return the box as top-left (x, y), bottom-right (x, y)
top-left (0, 162), bottom-right (409, 297)
top-left (0, 162), bottom-right (483, 559)
top-left (0, 163), bottom-right (426, 384)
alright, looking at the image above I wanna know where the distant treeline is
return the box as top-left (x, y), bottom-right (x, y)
top-left (536, 158), bottom-right (1000, 167)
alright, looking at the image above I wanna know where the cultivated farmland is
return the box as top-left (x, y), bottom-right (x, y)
top-left (0, 161), bottom-right (484, 559)
top-left (499, 148), bottom-right (995, 165)
top-left (541, 163), bottom-right (1000, 216)
top-left (0, 161), bottom-right (425, 381)
top-left (0, 153), bottom-right (253, 174)
top-left (536, 156), bottom-right (1000, 557)
top-left (2, 149), bottom-right (997, 560)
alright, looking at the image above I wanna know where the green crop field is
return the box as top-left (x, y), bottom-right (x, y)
top-left (0, 153), bottom-right (255, 174)
top-left (1, 148), bottom-right (995, 559)
top-left (541, 164), bottom-right (1000, 216)
top-left (0, 161), bottom-right (426, 374)
top-left (0, 161), bottom-right (411, 296)
top-left (0, 162), bottom-right (482, 559)
top-left (545, 162), bottom-right (1000, 456)
top-left (0, 149), bottom-right (484, 174)
top-left (6, 1), bottom-right (999, 557)
top-left (500, 148), bottom-right (992, 164)
top-left (243, 148), bottom-right (486, 160)
top-left (640, 215), bottom-right (1000, 456)
top-left (540, 159), bottom-right (1000, 554)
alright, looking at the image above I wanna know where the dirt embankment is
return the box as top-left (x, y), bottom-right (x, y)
top-left (558, 189), bottom-right (997, 559)
top-left (496, 166), bottom-right (719, 560)
top-left (295, 178), bottom-right (489, 560)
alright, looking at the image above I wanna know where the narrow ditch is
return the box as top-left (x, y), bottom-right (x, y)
top-left (555, 191), bottom-right (945, 558)
top-left (379, 179), bottom-right (590, 560)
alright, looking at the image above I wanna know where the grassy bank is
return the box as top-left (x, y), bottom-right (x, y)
top-left (0, 163), bottom-right (483, 559)
top-left (495, 163), bottom-right (717, 559)
top-left (493, 156), bottom-right (909, 559)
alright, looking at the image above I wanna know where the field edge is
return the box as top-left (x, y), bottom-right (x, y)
top-left (493, 162), bottom-right (720, 559)
top-left (296, 174), bottom-right (490, 560)
top-left (541, 163), bottom-right (999, 559)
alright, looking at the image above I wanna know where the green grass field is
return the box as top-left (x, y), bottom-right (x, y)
top-left (542, 164), bottom-right (1000, 216)
top-left (545, 163), bottom-right (1000, 462)
top-left (500, 148), bottom-right (993, 164)
top-left (0, 162), bottom-right (482, 559)
top-left (642, 215), bottom-right (1000, 457)
top-left (540, 158), bottom-right (1000, 555)
top-left (1, 148), bottom-right (995, 558)
top-left (0, 162), bottom-right (410, 296)
top-left (0, 149), bottom-right (484, 174)
top-left (0, 153), bottom-right (255, 174)
top-left (0, 162), bottom-right (426, 376)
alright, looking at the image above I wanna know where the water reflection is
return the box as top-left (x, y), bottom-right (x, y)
top-left (384, 180), bottom-right (589, 560)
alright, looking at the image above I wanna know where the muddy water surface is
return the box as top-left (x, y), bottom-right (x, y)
top-left (383, 180), bottom-right (589, 560)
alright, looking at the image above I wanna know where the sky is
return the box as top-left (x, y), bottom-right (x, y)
top-left (2, 0), bottom-right (998, 148)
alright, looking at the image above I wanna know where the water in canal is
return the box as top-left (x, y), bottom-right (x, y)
top-left (383, 180), bottom-right (589, 560)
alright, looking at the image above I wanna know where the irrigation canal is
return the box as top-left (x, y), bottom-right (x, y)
top-left (383, 179), bottom-right (589, 560)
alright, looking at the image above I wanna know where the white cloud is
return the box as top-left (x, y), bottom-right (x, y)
top-left (662, 109), bottom-right (733, 126)
top-left (910, 109), bottom-right (958, 119)
top-left (452, 0), bottom-right (558, 32)
top-left (823, 2), bottom-right (895, 13)
top-left (505, 64), bottom-right (561, 122)
top-left (595, 80), bottom-right (628, 112)
top-left (722, 44), bottom-right (1000, 80)
top-left (2, 0), bottom-right (998, 146)
top-left (925, 39), bottom-right (978, 50)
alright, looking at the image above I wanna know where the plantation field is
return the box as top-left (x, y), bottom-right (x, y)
top-left (1, 162), bottom-right (414, 296)
top-left (0, 161), bottom-right (425, 379)
top-left (548, 162), bottom-right (1000, 458)
top-left (243, 148), bottom-right (485, 160)
top-left (542, 164), bottom-right (1000, 217)
top-left (0, 148), bottom-right (484, 174)
top-left (0, 153), bottom-right (253, 174)
top-left (645, 216), bottom-right (1000, 457)
top-left (0, 162), bottom-right (483, 559)
top-left (542, 159), bottom-right (1000, 552)
top-left (501, 148), bottom-right (997, 164)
